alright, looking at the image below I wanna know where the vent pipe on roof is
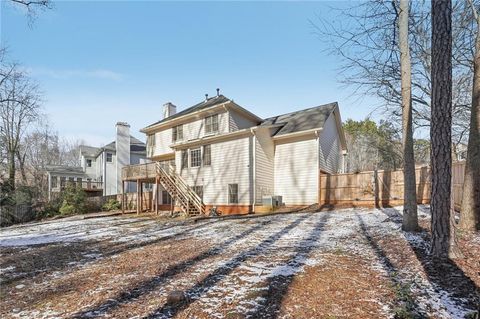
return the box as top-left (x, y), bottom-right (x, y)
top-left (205, 94), bottom-right (208, 102)
top-left (216, 88), bottom-right (220, 96)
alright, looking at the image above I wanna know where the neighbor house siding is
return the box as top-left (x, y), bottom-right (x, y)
top-left (175, 136), bottom-right (252, 206)
top-left (254, 128), bottom-right (274, 204)
top-left (318, 113), bottom-right (342, 174)
top-left (274, 138), bottom-right (318, 205)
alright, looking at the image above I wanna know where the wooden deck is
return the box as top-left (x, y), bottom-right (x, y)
top-left (122, 162), bottom-right (157, 182)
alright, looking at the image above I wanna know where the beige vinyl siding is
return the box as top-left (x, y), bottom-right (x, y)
top-left (229, 110), bottom-right (258, 132)
top-left (153, 130), bottom-right (173, 157)
top-left (274, 138), bottom-right (318, 205)
top-left (175, 136), bottom-right (252, 205)
top-left (318, 113), bottom-right (342, 174)
top-left (254, 128), bottom-right (274, 204)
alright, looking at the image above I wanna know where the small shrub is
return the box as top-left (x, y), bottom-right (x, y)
top-left (58, 184), bottom-right (87, 215)
top-left (102, 199), bottom-right (121, 211)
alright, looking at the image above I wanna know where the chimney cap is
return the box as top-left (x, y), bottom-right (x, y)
top-left (116, 122), bottom-right (130, 127)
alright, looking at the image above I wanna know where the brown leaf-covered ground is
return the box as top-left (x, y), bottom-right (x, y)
top-left (0, 206), bottom-right (478, 318)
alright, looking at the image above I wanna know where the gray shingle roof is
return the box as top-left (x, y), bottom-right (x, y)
top-left (45, 165), bottom-right (86, 176)
top-left (261, 102), bottom-right (337, 136)
top-left (143, 95), bottom-right (230, 129)
top-left (102, 136), bottom-right (146, 153)
top-left (79, 145), bottom-right (100, 157)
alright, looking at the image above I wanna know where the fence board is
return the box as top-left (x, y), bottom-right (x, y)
top-left (319, 161), bottom-right (464, 210)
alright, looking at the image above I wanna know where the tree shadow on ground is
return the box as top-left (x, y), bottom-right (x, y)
top-left (142, 213), bottom-right (314, 319)
top-left (0, 219), bottom-right (219, 286)
top-left (379, 208), bottom-right (479, 313)
top-left (70, 217), bottom-right (281, 318)
top-left (355, 213), bottom-right (426, 317)
top-left (247, 213), bottom-right (330, 318)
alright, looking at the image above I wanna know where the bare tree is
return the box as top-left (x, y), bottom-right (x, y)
top-left (399, 0), bottom-right (418, 231)
top-left (0, 56), bottom-right (41, 193)
top-left (430, 0), bottom-right (460, 259)
top-left (314, 0), bottom-right (474, 146)
top-left (7, 0), bottom-right (52, 22)
top-left (459, 0), bottom-right (480, 232)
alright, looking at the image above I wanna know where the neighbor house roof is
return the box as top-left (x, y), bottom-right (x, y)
top-left (45, 165), bottom-right (86, 176)
top-left (143, 95), bottom-right (230, 130)
top-left (102, 136), bottom-right (146, 154)
top-left (79, 145), bottom-right (100, 157)
top-left (261, 102), bottom-right (338, 136)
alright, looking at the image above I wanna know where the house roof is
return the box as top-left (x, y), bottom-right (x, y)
top-left (79, 145), bottom-right (101, 157)
top-left (102, 136), bottom-right (146, 153)
top-left (45, 165), bottom-right (86, 176)
top-left (143, 95), bottom-right (230, 130)
top-left (261, 102), bottom-right (338, 136)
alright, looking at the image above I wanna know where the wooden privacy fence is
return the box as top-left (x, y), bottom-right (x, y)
top-left (319, 161), bottom-right (465, 210)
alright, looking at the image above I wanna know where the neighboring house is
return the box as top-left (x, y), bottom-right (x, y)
top-left (126, 92), bottom-right (347, 215)
top-left (46, 122), bottom-right (147, 199)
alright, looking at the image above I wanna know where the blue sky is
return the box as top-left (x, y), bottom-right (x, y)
top-left (1, 1), bottom-right (381, 146)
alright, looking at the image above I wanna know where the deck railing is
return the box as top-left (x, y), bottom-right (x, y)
top-left (122, 162), bottom-right (157, 181)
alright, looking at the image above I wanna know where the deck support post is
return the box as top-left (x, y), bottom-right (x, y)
top-left (140, 181), bottom-right (143, 214)
top-left (136, 179), bottom-right (140, 215)
top-left (155, 176), bottom-right (159, 215)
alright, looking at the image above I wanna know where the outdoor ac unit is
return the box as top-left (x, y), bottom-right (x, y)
top-left (262, 196), bottom-right (283, 207)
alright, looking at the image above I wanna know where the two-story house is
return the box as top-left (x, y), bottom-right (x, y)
top-left (47, 122), bottom-right (147, 199)
top-left (125, 92), bottom-right (347, 215)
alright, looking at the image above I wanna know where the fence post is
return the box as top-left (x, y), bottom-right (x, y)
top-left (374, 169), bottom-right (379, 208)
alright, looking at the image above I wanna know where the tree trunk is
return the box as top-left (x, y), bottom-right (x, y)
top-left (430, 0), bottom-right (460, 259)
top-left (399, 0), bottom-right (418, 232)
top-left (459, 2), bottom-right (480, 232)
top-left (7, 149), bottom-right (15, 192)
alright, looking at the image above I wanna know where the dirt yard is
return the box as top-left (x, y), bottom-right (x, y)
top-left (0, 206), bottom-right (478, 319)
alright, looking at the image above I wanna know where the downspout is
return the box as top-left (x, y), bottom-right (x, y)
top-left (103, 149), bottom-right (107, 196)
top-left (48, 172), bottom-right (51, 201)
top-left (315, 130), bottom-right (321, 205)
top-left (251, 128), bottom-right (256, 213)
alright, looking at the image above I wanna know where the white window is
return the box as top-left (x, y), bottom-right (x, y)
top-left (172, 125), bottom-right (183, 142)
top-left (106, 153), bottom-right (113, 162)
top-left (228, 184), bottom-right (238, 204)
top-left (51, 176), bottom-right (57, 188)
top-left (86, 159), bottom-right (92, 167)
top-left (192, 185), bottom-right (203, 201)
top-left (203, 145), bottom-right (211, 166)
top-left (205, 114), bottom-right (219, 134)
top-left (190, 148), bottom-right (201, 167)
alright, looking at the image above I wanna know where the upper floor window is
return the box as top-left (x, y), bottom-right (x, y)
top-left (205, 114), bottom-right (219, 134)
top-left (190, 148), bottom-right (201, 167)
top-left (203, 145), bottom-right (211, 166)
top-left (86, 159), bottom-right (92, 167)
top-left (172, 125), bottom-right (184, 142)
top-left (106, 153), bottom-right (113, 162)
top-left (147, 134), bottom-right (156, 156)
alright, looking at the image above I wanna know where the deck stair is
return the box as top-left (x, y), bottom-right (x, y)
top-left (156, 162), bottom-right (206, 216)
